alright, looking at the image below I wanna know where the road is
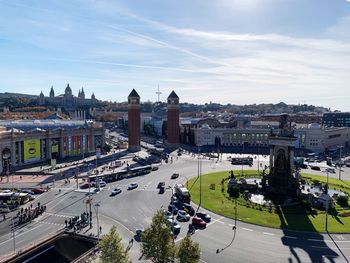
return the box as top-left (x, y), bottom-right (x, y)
top-left (1, 151), bottom-right (350, 263)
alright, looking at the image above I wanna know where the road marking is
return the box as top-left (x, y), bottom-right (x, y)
top-left (335, 235), bottom-right (346, 241)
top-left (0, 224), bottom-right (44, 247)
top-left (284, 236), bottom-right (297, 239)
top-left (242, 227), bottom-right (253, 232)
top-left (263, 232), bottom-right (275, 236)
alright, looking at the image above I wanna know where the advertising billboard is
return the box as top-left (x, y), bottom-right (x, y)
top-left (24, 139), bottom-right (41, 163)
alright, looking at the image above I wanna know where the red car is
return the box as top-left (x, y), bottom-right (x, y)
top-left (31, 188), bottom-right (46, 194)
top-left (192, 216), bottom-right (207, 229)
top-left (80, 183), bottom-right (91, 189)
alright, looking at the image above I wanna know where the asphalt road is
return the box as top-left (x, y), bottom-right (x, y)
top-left (1, 152), bottom-right (350, 263)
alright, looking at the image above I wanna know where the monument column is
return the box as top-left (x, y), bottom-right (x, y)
top-left (127, 89), bottom-right (141, 152)
top-left (167, 91), bottom-right (180, 148)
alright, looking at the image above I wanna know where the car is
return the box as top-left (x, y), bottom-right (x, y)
top-left (325, 168), bottom-right (336, 174)
top-left (168, 204), bottom-right (178, 215)
top-left (80, 183), bottom-right (91, 189)
top-left (196, 212), bottom-right (211, 223)
top-left (31, 188), bottom-right (46, 194)
top-left (299, 164), bottom-right (308, 169)
top-left (128, 182), bottom-right (138, 190)
top-left (177, 210), bottom-right (190, 222)
top-left (152, 166), bottom-right (159, 171)
top-left (311, 166), bottom-right (321, 171)
top-left (171, 172), bottom-right (179, 179)
top-left (92, 180), bottom-right (107, 187)
top-left (183, 203), bottom-right (195, 216)
top-left (135, 228), bottom-right (144, 241)
top-left (177, 152), bottom-right (182, 156)
top-left (21, 189), bottom-right (34, 195)
top-left (111, 187), bottom-right (122, 196)
top-left (163, 210), bottom-right (173, 219)
top-left (157, 182), bottom-right (165, 189)
top-left (192, 216), bottom-right (207, 229)
top-left (171, 195), bottom-right (178, 202)
top-left (167, 218), bottom-right (181, 235)
top-left (28, 194), bottom-right (35, 201)
top-left (173, 200), bottom-right (184, 210)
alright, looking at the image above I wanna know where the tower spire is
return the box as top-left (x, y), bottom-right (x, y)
top-left (156, 84), bottom-right (162, 103)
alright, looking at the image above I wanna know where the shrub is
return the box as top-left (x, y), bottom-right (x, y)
top-left (228, 186), bottom-right (240, 198)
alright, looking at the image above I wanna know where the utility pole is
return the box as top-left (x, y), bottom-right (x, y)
top-left (94, 202), bottom-right (101, 240)
top-left (325, 171), bottom-right (329, 232)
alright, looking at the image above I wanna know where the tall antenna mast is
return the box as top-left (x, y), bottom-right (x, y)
top-left (156, 84), bottom-right (162, 102)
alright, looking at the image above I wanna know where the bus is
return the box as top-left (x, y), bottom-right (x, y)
top-left (0, 192), bottom-right (30, 207)
top-left (128, 165), bottom-right (152, 177)
top-left (88, 170), bottom-right (128, 183)
top-left (174, 184), bottom-right (191, 203)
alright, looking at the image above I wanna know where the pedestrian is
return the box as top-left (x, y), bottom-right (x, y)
top-left (99, 226), bottom-right (102, 234)
top-left (3, 214), bottom-right (5, 221)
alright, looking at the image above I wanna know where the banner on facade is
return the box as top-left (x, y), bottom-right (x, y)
top-left (51, 139), bottom-right (59, 153)
top-left (23, 139), bottom-right (41, 163)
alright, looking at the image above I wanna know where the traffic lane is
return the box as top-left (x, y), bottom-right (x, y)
top-left (0, 220), bottom-right (62, 259)
top-left (192, 218), bottom-right (346, 263)
top-left (97, 187), bottom-right (170, 234)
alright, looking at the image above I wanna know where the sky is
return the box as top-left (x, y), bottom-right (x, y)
top-left (0, 0), bottom-right (350, 111)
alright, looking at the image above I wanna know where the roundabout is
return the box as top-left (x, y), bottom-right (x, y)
top-left (188, 170), bottom-right (350, 233)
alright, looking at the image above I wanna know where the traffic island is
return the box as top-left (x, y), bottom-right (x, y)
top-left (188, 170), bottom-right (350, 233)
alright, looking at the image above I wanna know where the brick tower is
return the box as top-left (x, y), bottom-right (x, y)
top-left (167, 90), bottom-right (180, 148)
top-left (128, 89), bottom-right (141, 152)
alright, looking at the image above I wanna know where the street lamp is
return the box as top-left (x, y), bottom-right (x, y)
top-left (325, 171), bottom-right (329, 232)
top-left (166, 186), bottom-right (176, 262)
top-left (197, 144), bottom-right (202, 212)
top-left (338, 146), bottom-right (343, 180)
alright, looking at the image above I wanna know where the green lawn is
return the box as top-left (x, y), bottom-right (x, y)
top-left (188, 170), bottom-right (350, 233)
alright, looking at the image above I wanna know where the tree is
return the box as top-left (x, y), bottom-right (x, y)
top-left (99, 225), bottom-right (130, 263)
top-left (141, 210), bottom-right (175, 263)
top-left (177, 236), bottom-right (200, 263)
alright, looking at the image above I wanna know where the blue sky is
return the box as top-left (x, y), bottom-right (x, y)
top-left (0, 0), bottom-right (350, 111)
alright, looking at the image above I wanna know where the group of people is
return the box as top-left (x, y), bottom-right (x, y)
top-left (16, 203), bottom-right (46, 225)
top-left (65, 212), bottom-right (90, 232)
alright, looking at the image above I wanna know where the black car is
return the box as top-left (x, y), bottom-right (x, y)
top-left (196, 212), bottom-right (211, 223)
top-left (168, 205), bottom-right (178, 215)
top-left (183, 203), bottom-right (195, 216)
top-left (311, 166), bottom-right (321, 171)
top-left (157, 182), bottom-right (165, 189)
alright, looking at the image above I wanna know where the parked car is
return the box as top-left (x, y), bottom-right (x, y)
top-left (311, 166), bottom-right (321, 171)
top-left (177, 210), bottom-right (191, 222)
top-left (167, 218), bottom-right (181, 235)
top-left (128, 182), bottom-right (138, 190)
top-left (152, 166), bottom-right (159, 171)
top-left (299, 164), bottom-right (308, 169)
top-left (168, 204), bottom-right (178, 215)
top-left (192, 216), bottom-right (207, 229)
top-left (31, 188), bottom-right (46, 194)
top-left (135, 228), bottom-right (144, 241)
top-left (325, 168), bottom-right (336, 174)
top-left (163, 210), bottom-right (173, 219)
top-left (196, 212), bottom-right (211, 223)
top-left (80, 183), bottom-right (91, 189)
top-left (111, 187), bottom-right (122, 196)
top-left (183, 203), bottom-right (195, 216)
top-left (171, 172), bottom-right (179, 179)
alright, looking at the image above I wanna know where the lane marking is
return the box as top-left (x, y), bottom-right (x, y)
top-left (263, 232), bottom-right (275, 236)
top-left (242, 227), bottom-right (253, 232)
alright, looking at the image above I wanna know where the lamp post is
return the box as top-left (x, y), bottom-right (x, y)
top-left (338, 146), bottom-right (343, 180)
top-left (166, 186), bottom-right (175, 262)
top-left (197, 143), bottom-right (202, 212)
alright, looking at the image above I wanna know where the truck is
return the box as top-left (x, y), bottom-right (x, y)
top-left (174, 184), bottom-right (191, 203)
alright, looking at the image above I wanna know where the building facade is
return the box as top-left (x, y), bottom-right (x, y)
top-left (322, 112), bottom-right (350, 128)
top-left (127, 89), bottom-right (141, 152)
top-left (0, 120), bottom-right (104, 174)
top-left (38, 84), bottom-right (97, 110)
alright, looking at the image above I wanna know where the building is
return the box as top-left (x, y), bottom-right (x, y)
top-left (0, 120), bottom-right (104, 174)
top-left (38, 84), bottom-right (98, 118)
top-left (322, 112), bottom-right (350, 128)
top-left (295, 124), bottom-right (350, 153)
top-left (167, 91), bottom-right (180, 148)
top-left (127, 89), bottom-right (141, 152)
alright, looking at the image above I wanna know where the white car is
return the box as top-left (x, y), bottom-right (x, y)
top-left (177, 210), bottom-right (190, 222)
top-left (92, 180), bottom-right (106, 187)
top-left (128, 182), bottom-right (138, 190)
top-left (111, 187), bottom-right (122, 196)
